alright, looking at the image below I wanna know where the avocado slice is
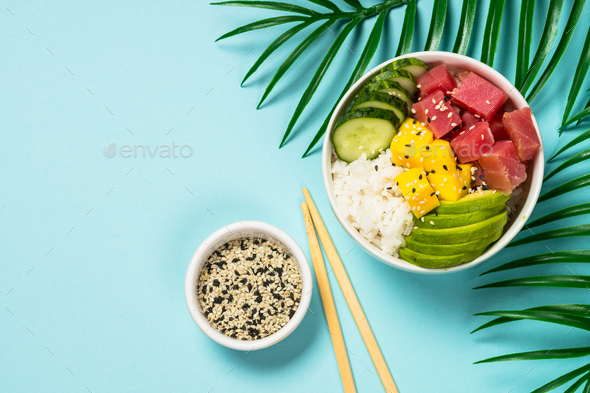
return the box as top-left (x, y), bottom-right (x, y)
top-left (405, 227), bottom-right (503, 256)
top-left (411, 211), bottom-right (508, 244)
top-left (414, 204), bottom-right (506, 229)
top-left (436, 191), bottom-right (510, 215)
top-left (400, 247), bottom-right (489, 269)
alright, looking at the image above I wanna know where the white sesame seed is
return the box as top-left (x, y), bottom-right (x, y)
top-left (451, 122), bottom-right (457, 127)
top-left (432, 116), bottom-right (437, 121)
top-left (448, 112), bottom-right (453, 118)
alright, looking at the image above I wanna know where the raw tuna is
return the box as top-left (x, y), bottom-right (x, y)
top-left (461, 111), bottom-right (480, 129)
top-left (416, 64), bottom-right (457, 96)
top-left (452, 72), bottom-right (508, 121)
top-left (502, 107), bottom-right (541, 161)
top-left (457, 71), bottom-right (471, 83)
top-left (412, 90), bottom-right (462, 139)
top-left (489, 108), bottom-right (510, 141)
top-left (450, 121), bottom-right (495, 163)
top-left (478, 141), bottom-right (527, 194)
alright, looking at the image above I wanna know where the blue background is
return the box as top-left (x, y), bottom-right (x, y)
top-left (2, 0), bottom-right (590, 392)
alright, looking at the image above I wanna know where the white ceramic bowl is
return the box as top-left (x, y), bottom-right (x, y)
top-left (322, 51), bottom-right (544, 274)
top-left (185, 221), bottom-right (313, 350)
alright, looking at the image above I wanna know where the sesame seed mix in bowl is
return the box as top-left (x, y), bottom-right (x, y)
top-left (197, 237), bottom-right (302, 340)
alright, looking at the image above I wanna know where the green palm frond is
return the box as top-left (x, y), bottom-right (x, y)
top-left (452, 0), bottom-right (477, 55)
top-left (214, 0), bottom-right (586, 155)
top-left (480, 0), bottom-right (506, 67)
top-left (562, 25), bottom-right (590, 127)
top-left (548, 128), bottom-right (590, 162)
top-left (423, 0), bottom-right (447, 52)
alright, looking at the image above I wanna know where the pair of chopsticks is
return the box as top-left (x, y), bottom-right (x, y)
top-left (301, 188), bottom-right (399, 393)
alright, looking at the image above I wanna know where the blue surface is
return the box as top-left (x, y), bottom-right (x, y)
top-left (2, 0), bottom-right (590, 392)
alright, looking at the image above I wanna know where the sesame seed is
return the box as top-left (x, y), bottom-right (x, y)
top-left (421, 217), bottom-right (425, 222)
top-left (430, 221), bottom-right (435, 226)
top-left (411, 109), bottom-right (416, 113)
top-left (481, 134), bottom-right (484, 140)
top-left (431, 116), bottom-right (437, 121)
top-left (432, 98), bottom-right (436, 104)
top-left (451, 122), bottom-right (457, 127)
top-left (425, 109), bottom-right (429, 115)
top-left (486, 100), bottom-right (491, 104)
top-left (417, 84), bottom-right (422, 88)
top-left (359, 145), bottom-right (364, 149)
top-left (448, 112), bottom-right (453, 118)
top-left (474, 114), bottom-right (480, 118)
top-left (427, 117), bottom-right (431, 123)
top-left (405, 123), bottom-right (410, 129)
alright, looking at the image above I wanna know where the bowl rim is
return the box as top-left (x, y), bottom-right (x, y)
top-left (184, 221), bottom-right (313, 350)
top-left (322, 51), bottom-right (545, 274)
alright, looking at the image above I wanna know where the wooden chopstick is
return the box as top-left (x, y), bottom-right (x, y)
top-left (301, 202), bottom-right (357, 393)
top-left (302, 188), bottom-right (399, 393)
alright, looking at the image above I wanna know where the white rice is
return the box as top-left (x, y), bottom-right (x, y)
top-left (331, 149), bottom-right (414, 256)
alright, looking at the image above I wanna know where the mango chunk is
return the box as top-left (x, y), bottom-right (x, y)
top-left (423, 139), bottom-right (456, 173)
top-left (427, 162), bottom-right (472, 201)
top-left (394, 168), bottom-right (440, 218)
top-left (390, 118), bottom-right (434, 169)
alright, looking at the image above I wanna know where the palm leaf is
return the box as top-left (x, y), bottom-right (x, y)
top-left (561, 106), bottom-right (590, 131)
top-left (258, 19), bottom-right (336, 108)
top-left (475, 275), bottom-right (590, 290)
top-left (211, 1), bottom-right (316, 15)
top-left (481, 251), bottom-right (590, 275)
top-left (396, 0), bottom-right (416, 56)
top-left (578, 95), bottom-right (590, 126)
top-left (519, 0), bottom-right (564, 93)
top-left (514, 0), bottom-right (535, 88)
top-left (452, 0), bottom-right (477, 55)
top-left (562, 26), bottom-right (590, 126)
top-left (538, 174), bottom-right (590, 202)
top-left (241, 21), bottom-right (312, 85)
top-left (280, 18), bottom-right (362, 147)
top-left (307, 0), bottom-right (341, 13)
top-left (475, 347), bottom-right (590, 364)
top-left (423, 0), bottom-right (447, 51)
top-left (585, 377), bottom-right (590, 393)
top-left (507, 224), bottom-right (590, 247)
top-left (526, 0), bottom-right (587, 102)
top-left (548, 128), bottom-right (590, 162)
top-left (472, 304), bottom-right (590, 333)
top-left (565, 374), bottom-right (590, 393)
top-left (532, 364), bottom-right (590, 393)
top-left (545, 149), bottom-right (590, 181)
top-left (303, 10), bottom-right (388, 157)
top-left (525, 203), bottom-right (590, 229)
top-left (474, 310), bottom-right (590, 332)
top-left (480, 0), bottom-right (506, 67)
top-left (215, 15), bottom-right (308, 41)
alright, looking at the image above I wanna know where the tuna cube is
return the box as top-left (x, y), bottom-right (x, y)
top-left (416, 64), bottom-right (457, 96)
top-left (450, 121), bottom-right (495, 163)
top-left (412, 90), bottom-right (462, 139)
top-left (457, 71), bottom-right (471, 83)
top-left (461, 111), bottom-right (480, 129)
top-left (478, 141), bottom-right (527, 194)
top-left (470, 161), bottom-right (486, 187)
top-left (489, 108), bottom-right (510, 141)
top-left (502, 107), bottom-right (541, 161)
top-left (452, 72), bottom-right (508, 121)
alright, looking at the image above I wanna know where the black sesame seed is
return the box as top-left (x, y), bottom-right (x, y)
top-left (255, 296), bottom-right (262, 303)
top-left (426, 146), bottom-right (430, 150)
top-left (456, 165), bottom-right (462, 171)
top-left (405, 144), bottom-right (411, 147)
top-left (404, 155), bottom-right (409, 159)
top-left (413, 119), bottom-right (417, 124)
top-left (443, 165), bottom-right (448, 171)
top-left (431, 169), bottom-right (436, 174)
top-left (212, 279), bottom-right (220, 287)
top-left (253, 240), bottom-right (259, 245)
top-left (479, 175), bottom-right (485, 180)
top-left (430, 192), bottom-right (435, 196)
top-left (419, 174), bottom-right (423, 180)
top-left (412, 188), bottom-right (416, 193)
top-left (240, 278), bottom-right (247, 284)
top-left (427, 117), bottom-right (431, 123)
top-left (213, 296), bottom-right (223, 304)
top-left (387, 187), bottom-right (392, 190)
top-left (434, 209), bottom-right (438, 216)
top-left (375, 165), bottom-right (378, 171)
top-left (462, 186), bottom-right (467, 190)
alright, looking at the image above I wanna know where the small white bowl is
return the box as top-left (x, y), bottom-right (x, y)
top-left (322, 51), bottom-right (544, 274)
top-left (185, 221), bottom-right (313, 350)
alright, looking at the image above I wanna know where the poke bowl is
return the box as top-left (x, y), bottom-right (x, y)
top-left (322, 51), bottom-right (544, 274)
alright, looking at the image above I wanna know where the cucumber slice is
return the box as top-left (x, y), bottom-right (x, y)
top-left (332, 108), bottom-right (397, 162)
top-left (360, 79), bottom-right (414, 109)
top-left (381, 58), bottom-right (428, 79)
top-left (349, 92), bottom-right (408, 124)
top-left (377, 69), bottom-right (417, 96)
